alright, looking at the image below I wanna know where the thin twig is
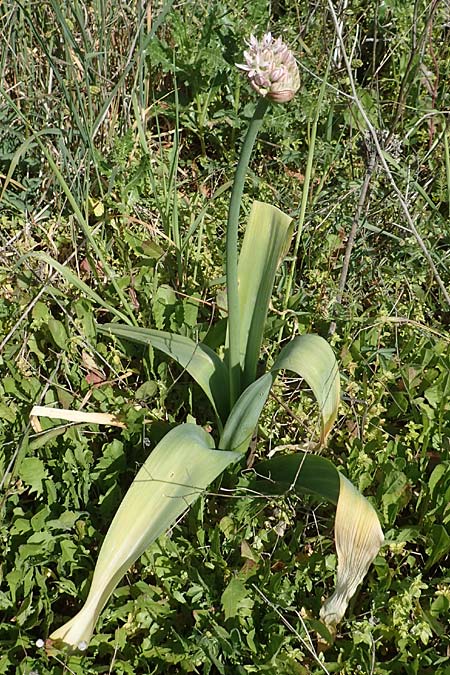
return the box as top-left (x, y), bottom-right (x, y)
top-left (327, 0), bottom-right (450, 307)
top-left (389, 0), bottom-right (441, 133)
top-left (252, 585), bottom-right (331, 675)
top-left (329, 150), bottom-right (378, 336)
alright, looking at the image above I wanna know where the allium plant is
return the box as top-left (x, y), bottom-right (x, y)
top-left (236, 33), bottom-right (300, 103)
top-left (45, 33), bottom-right (383, 653)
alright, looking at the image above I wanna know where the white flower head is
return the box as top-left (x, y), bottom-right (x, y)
top-left (236, 32), bottom-right (300, 103)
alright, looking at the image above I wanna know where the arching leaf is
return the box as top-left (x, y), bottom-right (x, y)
top-left (98, 323), bottom-right (229, 424)
top-left (236, 201), bottom-right (294, 388)
top-left (48, 424), bottom-right (240, 651)
top-left (272, 334), bottom-right (340, 444)
top-left (251, 453), bottom-right (384, 630)
top-left (219, 373), bottom-right (273, 452)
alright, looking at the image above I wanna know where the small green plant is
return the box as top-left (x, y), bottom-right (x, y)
top-left (44, 33), bottom-right (383, 653)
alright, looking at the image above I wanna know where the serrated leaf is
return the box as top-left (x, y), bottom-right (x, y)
top-left (221, 576), bottom-right (248, 620)
top-left (18, 456), bottom-right (48, 495)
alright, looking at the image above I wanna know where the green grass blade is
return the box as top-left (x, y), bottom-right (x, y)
top-left (237, 201), bottom-right (293, 388)
top-left (142, 0), bottom-right (177, 45)
top-left (41, 146), bottom-right (138, 326)
top-left (0, 128), bottom-right (59, 204)
top-left (281, 43), bottom-right (333, 331)
top-left (92, 0), bottom-right (176, 139)
top-left (48, 423), bottom-right (240, 651)
top-left (13, 0), bottom-right (90, 148)
top-left (272, 334), bottom-right (340, 444)
top-left (18, 252), bottom-right (132, 325)
top-left (181, 181), bottom-right (233, 251)
top-left (98, 323), bottom-right (230, 423)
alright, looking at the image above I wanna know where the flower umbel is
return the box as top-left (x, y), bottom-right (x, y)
top-left (236, 33), bottom-right (300, 103)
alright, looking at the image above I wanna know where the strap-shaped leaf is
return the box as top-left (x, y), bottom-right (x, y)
top-left (98, 323), bottom-right (229, 423)
top-left (219, 373), bottom-right (273, 453)
top-left (48, 424), bottom-right (240, 651)
top-left (251, 452), bottom-right (340, 502)
top-left (251, 454), bottom-right (384, 630)
top-left (219, 334), bottom-right (339, 452)
top-left (237, 201), bottom-right (294, 388)
top-left (320, 474), bottom-right (384, 630)
top-left (272, 334), bottom-right (340, 444)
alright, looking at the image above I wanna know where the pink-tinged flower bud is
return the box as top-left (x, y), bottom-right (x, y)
top-left (236, 32), bottom-right (300, 103)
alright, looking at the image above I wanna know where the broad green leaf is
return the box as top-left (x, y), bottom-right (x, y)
top-left (152, 284), bottom-right (177, 330)
top-left (98, 323), bottom-right (229, 424)
top-left (428, 463), bottom-right (446, 492)
top-left (219, 373), bottom-right (272, 452)
top-left (251, 452), bottom-right (340, 503)
top-left (48, 424), bottom-right (240, 651)
top-left (237, 201), bottom-right (294, 388)
top-left (31, 300), bottom-right (50, 322)
top-left (28, 426), bottom-right (69, 450)
top-left (272, 334), bottom-right (340, 444)
top-left (0, 402), bottom-right (16, 423)
top-left (425, 525), bottom-right (450, 570)
top-left (135, 380), bottom-right (158, 400)
top-left (18, 456), bottom-right (48, 496)
top-left (220, 334), bottom-right (340, 452)
top-left (221, 576), bottom-right (250, 620)
top-left (251, 454), bottom-right (383, 630)
top-left (47, 318), bottom-right (68, 350)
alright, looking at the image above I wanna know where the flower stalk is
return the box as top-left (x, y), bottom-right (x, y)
top-left (227, 32), bottom-right (299, 407)
top-left (226, 96), bottom-right (269, 407)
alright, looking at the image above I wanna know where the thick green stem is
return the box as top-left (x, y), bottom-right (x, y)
top-left (226, 97), bottom-right (269, 408)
